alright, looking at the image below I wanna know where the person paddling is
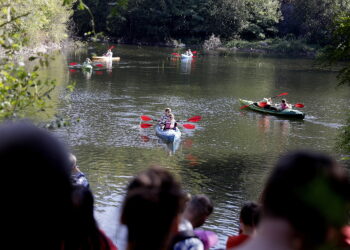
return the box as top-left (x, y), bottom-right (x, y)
top-left (186, 49), bottom-right (193, 57)
top-left (159, 108), bottom-right (171, 129)
top-left (164, 113), bottom-right (177, 130)
top-left (280, 99), bottom-right (291, 110)
top-left (104, 49), bottom-right (113, 58)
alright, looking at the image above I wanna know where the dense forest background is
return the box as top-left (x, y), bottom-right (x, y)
top-left (72, 0), bottom-right (350, 46)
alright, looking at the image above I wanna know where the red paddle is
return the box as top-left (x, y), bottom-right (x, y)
top-left (109, 45), bottom-right (115, 50)
top-left (187, 116), bottom-right (201, 122)
top-left (140, 123), bottom-right (153, 128)
top-left (171, 53), bottom-right (180, 57)
top-left (240, 92), bottom-right (289, 109)
top-left (69, 62), bottom-right (78, 66)
top-left (95, 64), bottom-right (104, 67)
top-left (141, 115), bottom-right (201, 122)
top-left (140, 123), bottom-right (195, 129)
top-left (294, 103), bottom-right (304, 108)
top-left (140, 115), bottom-right (155, 121)
top-left (182, 124), bottom-right (195, 129)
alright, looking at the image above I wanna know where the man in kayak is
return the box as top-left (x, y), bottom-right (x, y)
top-left (104, 49), bottom-right (113, 57)
top-left (259, 98), bottom-right (277, 111)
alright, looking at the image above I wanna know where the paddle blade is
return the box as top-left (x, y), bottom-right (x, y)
top-left (96, 64), bottom-right (104, 67)
top-left (69, 69), bottom-right (77, 73)
top-left (192, 51), bottom-right (197, 54)
top-left (277, 92), bottom-right (288, 97)
top-left (109, 45), bottom-right (115, 50)
top-left (258, 102), bottom-right (267, 108)
top-left (171, 53), bottom-right (180, 56)
top-left (140, 123), bottom-right (153, 128)
top-left (69, 62), bottom-right (78, 66)
top-left (240, 104), bottom-right (250, 109)
top-left (187, 116), bottom-right (202, 122)
top-left (182, 124), bottom-right (195, 129)
top-left (140, 115), bottom-right (153, 121)
top-left (294, 103), bottom-right (304, 108)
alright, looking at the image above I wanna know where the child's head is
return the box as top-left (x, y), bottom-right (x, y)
top-left (165, 108), bottom-right (171, 114)
top-left (169, 113), bottom-right (175, 120)
top-left (281, 99), bottom-right (286, 103)
top-left (240, 201), bottom-right (261, 228)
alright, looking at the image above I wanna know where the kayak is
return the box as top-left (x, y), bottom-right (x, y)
top-left (92, 56), bottom-right (120, 61)
top-left (68, 64), bottom-right (93, 71)
top-left (155, 125), bottom-right (181, 142)
top-left (239, 99), bottom-right (305, 119)
top-left (181, 54), bottom-right (193, 59)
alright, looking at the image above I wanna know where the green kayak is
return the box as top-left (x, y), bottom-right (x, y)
top-left (239, 99), bottom-right (305, 119)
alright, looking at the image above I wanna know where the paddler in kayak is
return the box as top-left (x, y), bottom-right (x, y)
top-left (279, 99), bottom-right (292, 110)
top-left (82, 58), bottom-right (92, 67)
top-left (186, 49), bottom-right (193, 57)
top-left (159, 108), bottom-right (171, 129)
top-left (164, 113), bottom-right (177, 130)
top-left (258, 98), bottom-right (277, 111)
top-left (104, 49), bottom-right (113, 58)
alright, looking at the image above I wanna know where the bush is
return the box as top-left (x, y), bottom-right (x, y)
top-left (203, 34), bottom-right (222, 50)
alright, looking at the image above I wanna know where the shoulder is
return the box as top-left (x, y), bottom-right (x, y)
top-left (227, 234), bottom-right (250, 248)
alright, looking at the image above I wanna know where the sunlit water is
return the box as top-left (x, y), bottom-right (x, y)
top-left (45, 44), bottom-right (350, 248)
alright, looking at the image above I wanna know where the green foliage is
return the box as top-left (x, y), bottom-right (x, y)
top-left (0, 0), bottom-right (75, 120)
top-left (280, 0), bottom-right (350, 44)
top-left (225, 38), bottom-right (317, 56)
top-left (336, 114), bottom-right (350, 154)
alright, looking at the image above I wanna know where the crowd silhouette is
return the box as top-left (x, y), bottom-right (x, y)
top-left (1, 121), bottom-right (350, 250)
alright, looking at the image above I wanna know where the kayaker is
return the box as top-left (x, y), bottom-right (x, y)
top-left (104, 49), bottom-right (113, 57)
top-left (159, 108), bottom-right (171, 127)
top-left (261, 98), bottom-right (278, 111)
top-left (280, 99), bottom-right (291, 110)
top-left (186, 49), bottom-right (193, 57)
top-left (164, 113), bottom-right (176, 130)
top-left (83, 58), bottom-right (92, 67)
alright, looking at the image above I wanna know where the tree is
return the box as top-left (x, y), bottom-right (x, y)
top-left (0, 0), bottom-right (74, 119)
top-left (319, 14), bottom-right (350, 155)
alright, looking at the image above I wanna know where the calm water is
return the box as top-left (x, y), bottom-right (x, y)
top-left (47, 44), bottom-right (349, 248)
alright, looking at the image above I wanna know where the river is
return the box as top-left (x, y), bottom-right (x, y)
top-left (48, 44), bottom-right (350, 248)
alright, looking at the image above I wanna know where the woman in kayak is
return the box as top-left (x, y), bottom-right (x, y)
top-left (164, 113), bottom-right (177, 130)
top-left (280, 99), bottom-right (291, 110)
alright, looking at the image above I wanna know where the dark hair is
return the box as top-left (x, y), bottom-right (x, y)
top-left (187, 194), bottom-right (214, 217)
top-left (240, 201), bottom-right (261, 227)
top-left (261, 150), bottom-right (350, 249)
top-left (71, 186), bottom-right (115, 249)
top-left (0, 122), bottom-right (73, 248)
top-left (121, 166), bottom-right (184, 250)
top-left (281, 99), bottom-right (286, 103)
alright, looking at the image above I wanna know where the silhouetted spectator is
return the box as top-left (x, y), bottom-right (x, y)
top-left (237, 150), bottom-right (350, 250)
top-left (226, 201), bottom-right (261, 249)
top-left (121, 166), bottom-right (185, 250)
top-left (172, 194), bottom-right (215, 250)
top-left (0, 121), bottom-right (116, 249)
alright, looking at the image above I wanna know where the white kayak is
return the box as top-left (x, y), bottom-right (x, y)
top-left (92, 56), bottom-right (120, 61)
top-left (155, 125), bottom-right (181, 142)
top-left (181, 54), bottom-right (193, 59)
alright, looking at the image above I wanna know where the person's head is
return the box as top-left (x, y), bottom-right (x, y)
top-left (165, 108), bottom-right (171, 114)
top-left (169, 113), bottom-right (175, 121)
top-left (261, 150), bottom-right (350, 249)
top-left (121, 166), bottom-right (185, 250)
top-left (281, 99), bottom-right (286, 103)
top-left (183, 194), bottom-right (214, 228)
top-left (0, 121), bottom-right (74, 247)
top-left (239, 201), bottom-right (261, 234)
top-left (69, 153), bottom-right (77, 169)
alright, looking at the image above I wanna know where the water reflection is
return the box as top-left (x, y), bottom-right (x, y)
top-left (180, 58), bottom-right (193, 74)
